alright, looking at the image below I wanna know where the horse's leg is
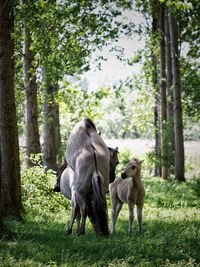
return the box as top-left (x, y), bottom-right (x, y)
top-left (115, 202), bottom-right (123, 226)
top-left (137, 204), bottom-right (143, 234)
top-left (76, 193), bottom-right (87, 236)
top-left (66, 197), bottom-right (78, 235)
top-left (111, 200), bottom-right (123, 235)
top-left (76, 207), bottom-right (81, 234)
top-left (128, 202), bottom-right (134, 236)
top-left (111, 198), bottom-right (117, 235)
top-left (116, 202), bottom-right (123, 218)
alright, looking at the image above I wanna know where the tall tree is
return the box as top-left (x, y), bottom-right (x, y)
top-left (151, 1), bottom-right (161, 177)
top-left (165, 8), bottom-right (175, 172)
top-left (0, 143), bottom-right (3, 234)
top-left (159, 3), bottom-right (168, 179)
top-left (26, 1), bottom-right (131, 171)
top-left (22, 0), bottom-right (41, 167)
top-left (0, 0), bottom-right (21, 222)
top-left (169, 10), bottom-right (185, 181)
top-left (42, 75), bottom-right (60, 172)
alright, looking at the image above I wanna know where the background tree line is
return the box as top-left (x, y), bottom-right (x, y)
top-left (0, 0), bottom-right (199, 234)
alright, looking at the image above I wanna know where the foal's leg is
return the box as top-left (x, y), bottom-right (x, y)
top-left (115, 202), bottom-right (123, 224)
top-left (128, 202), bottom-right (134, 236)
top-left (137, 204), bottom-right (143, 234)
top-left (111, 199), bottom-right (117, 235)
top-left (111, 200), bottom-right (123, 235)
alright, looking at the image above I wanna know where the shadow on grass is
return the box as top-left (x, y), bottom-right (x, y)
top-left (0, 216), bottom-right (200, 266)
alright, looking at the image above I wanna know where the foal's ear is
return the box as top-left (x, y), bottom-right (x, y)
top-left (139, 160), bottom-right (144, 164)
top-left (115, 147), bottom-right (119, 153)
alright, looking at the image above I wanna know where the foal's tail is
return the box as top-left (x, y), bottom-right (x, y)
top-left (87, 173), bottom-right (109, 236)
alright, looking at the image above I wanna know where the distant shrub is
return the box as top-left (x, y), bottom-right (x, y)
top-left (116, 149), bottom-right (131, 176)
top-left (184, 120), bottom-right (200, 140)
top-left (144, 178), bottom-right (200, 209)
top-left (190, 177), bottom-right (200, 197)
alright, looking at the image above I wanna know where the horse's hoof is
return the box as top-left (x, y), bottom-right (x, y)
top-left (53, 185), bottom-right (60, 192)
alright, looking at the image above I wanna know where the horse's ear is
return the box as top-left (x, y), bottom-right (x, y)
top-left (139, 160), bottom-right (144, 164)
top-left (115, 147), bottom-right (119, 153)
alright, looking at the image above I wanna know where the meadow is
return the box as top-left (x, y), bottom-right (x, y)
top-left (0, 140), bottom-right (200, 267)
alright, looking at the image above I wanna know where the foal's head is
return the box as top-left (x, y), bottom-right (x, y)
top-left (121, 158), bottom-right (144, 179)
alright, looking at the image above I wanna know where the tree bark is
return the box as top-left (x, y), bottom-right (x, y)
top-left (23, 0), bottom-right (41, 166)
top-left (151, 2), bottom-right (161, 177)
top-left (154, 92), bottom-right (162, 177)
top-left (0, 0), bottom-right (21, 219)
top-left (0, 142), bottom-right (2, 233)
top-left (165, 9), bottom-right (175, 172)
top-left (169, 11), bottom-right (185, 181)
top-left (42, 68), bottom-right (60, 172)
top-left (159, 3), bottom-right (168, 179)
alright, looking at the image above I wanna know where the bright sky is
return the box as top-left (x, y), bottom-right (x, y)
top-left (80, 8), bottom-right (145, 91)
top-left (81, 39), bottom-right (143, 90)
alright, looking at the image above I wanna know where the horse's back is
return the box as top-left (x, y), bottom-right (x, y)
top-left (65, 119), bottom-right (110, 235)
top-left (66, 121), bottom-right (91, 169)
top-left (66, 119), bottom-right (110, 191)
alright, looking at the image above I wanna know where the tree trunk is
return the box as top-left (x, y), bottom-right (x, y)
top-left (169, 11), bottom-right (185, 181)
top-left (165, 9), bottom-right (175, 172)
top-left (23, 0), bottom-right (41, 166)
top-left (42, 68), bottom-right (60, 172)
top-left (54, 93), bottom-right (61, 164)
top-left (0, 143), bottom-right (2, 233)
top-left (154, 94), bottom-right (162, 177)
top-left (0, 0), bottom-right (21, 219)
top-left (159, 3), bottom-right (168, 179)
top-left (151, 2), bottom-right (161, 177)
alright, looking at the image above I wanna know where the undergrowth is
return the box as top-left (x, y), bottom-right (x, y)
top-left (0, 151), bottom-right (200, 267)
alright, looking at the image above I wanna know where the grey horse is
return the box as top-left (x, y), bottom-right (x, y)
top-left (65, 118), bottom-right (110, 236)
top-left (54, 146), bottom-right (119, 234)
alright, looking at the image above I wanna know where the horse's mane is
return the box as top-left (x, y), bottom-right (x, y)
top-left (84, 118), bottom-right (97, 135)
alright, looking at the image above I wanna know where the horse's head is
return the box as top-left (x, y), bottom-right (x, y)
top-left (121, 157), bottom-right (144, 179)
top-left (108, 147), bottom-right (119, 183)
top-left (53, 158), bottom-right (68, 192)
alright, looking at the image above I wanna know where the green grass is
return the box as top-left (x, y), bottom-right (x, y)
top-left (1, 177), bottom-right (200, 267)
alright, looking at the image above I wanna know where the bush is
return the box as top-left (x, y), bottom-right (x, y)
top-left (116, 149), bottom-right (131, 176)
top-left (21, 162), bottom-right (70, 220)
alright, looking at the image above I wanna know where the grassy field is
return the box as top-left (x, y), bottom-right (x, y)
top-left (1, 140), bottom-right (200, 267)
top-left (1, 177), bottom-right (200, 267)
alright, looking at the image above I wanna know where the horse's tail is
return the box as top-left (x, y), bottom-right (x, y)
top-left (87, 173), bottom-right (109, 236)
top-left (87, 135), bottom-right (109, 236)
